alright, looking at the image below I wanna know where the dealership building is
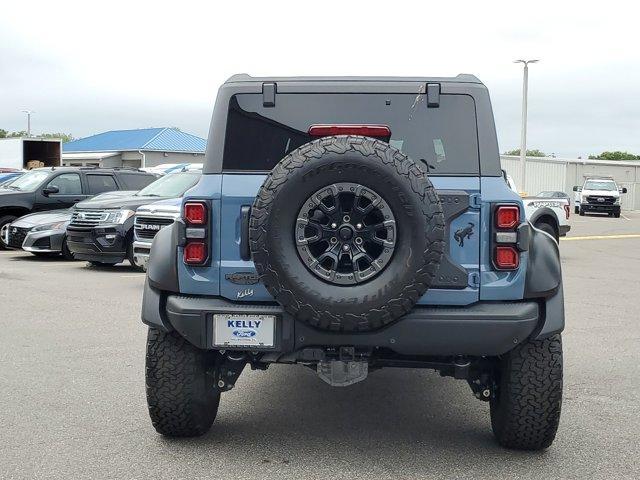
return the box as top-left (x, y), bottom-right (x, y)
top-left (62, 127), bottom-right (206, 168)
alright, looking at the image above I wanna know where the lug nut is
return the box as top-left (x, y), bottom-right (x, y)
top-left (355, 237), bottom-right (363, 245)
top-left (482, 389), bottom-right (491, 398)
top-left (356, 223), bottom-right (362, 229)
top-left (331, 222), bottom-right (337, 229)
top-left (218, 380), bottom-right (225, 388)
top-left (330, 237), bottom-right (337, 244)
top-left (343, 215), bottom-right (351, 223)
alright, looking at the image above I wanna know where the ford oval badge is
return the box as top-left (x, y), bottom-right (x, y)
top-left (232, 329), bottom-right (256, 338)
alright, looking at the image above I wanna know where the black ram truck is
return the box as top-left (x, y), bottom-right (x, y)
top-left (66, 171), bottom-right (201, 268)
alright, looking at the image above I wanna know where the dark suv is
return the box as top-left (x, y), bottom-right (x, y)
top-left (142, 75), bottom-right (564, 450)
top-left (66, 171), bottom-right (201, 268)
top-left (0, 167), bottom-right (157, 249)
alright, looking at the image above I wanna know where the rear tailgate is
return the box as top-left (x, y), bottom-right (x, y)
top-left (218, 174), bottom-right (481, 305)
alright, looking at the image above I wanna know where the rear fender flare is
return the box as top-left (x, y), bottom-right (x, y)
top-left (147, 221), bottom-right (182, 292)
top-left (524, 224), bottom-right (561, 299)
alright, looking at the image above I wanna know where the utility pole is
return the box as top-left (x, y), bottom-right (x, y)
top-left (22, 110), bottom-right (35, 137)
top-left (514, 60), bottom-right (538, 193)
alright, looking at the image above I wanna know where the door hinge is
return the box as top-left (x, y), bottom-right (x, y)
top-left (468, 272), bottom-right (480, 288)
top-left (469, 193), bottom-right (482, 209)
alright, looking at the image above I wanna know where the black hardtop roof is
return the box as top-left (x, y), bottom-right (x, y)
top-left (225, 73), bottom-right (482, 84)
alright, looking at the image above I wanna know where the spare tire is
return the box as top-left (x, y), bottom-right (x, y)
top-left (249, 136), bottom-right (445, 332)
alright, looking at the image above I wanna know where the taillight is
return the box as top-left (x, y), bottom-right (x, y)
top-left (184, 202), bottom-right (206, 225)
top-left (183, 201), bottom-right (208, 266)
top-left (495, 245), bottom-right (520, 269)
top-left (493, 204), bottom-right (521, 271)
top-left (308, 124), bottom-right (391, 138)
top-left (495, 205), bottom-right (520, 229)
top-left (184, 241), bottom-right (207, 265)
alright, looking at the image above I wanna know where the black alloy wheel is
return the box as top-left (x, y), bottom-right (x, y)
top-left (295, 182), bottom-right (396, 285)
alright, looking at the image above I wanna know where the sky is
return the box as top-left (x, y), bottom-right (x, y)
top-left (1, 0), bottom-right (639, 158)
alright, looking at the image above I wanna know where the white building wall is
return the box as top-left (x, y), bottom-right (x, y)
top-left (501, 155), bottom-right (640, 211)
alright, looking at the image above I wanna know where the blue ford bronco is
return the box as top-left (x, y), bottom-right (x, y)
top-left (142, 74), bottom-right (564, 450)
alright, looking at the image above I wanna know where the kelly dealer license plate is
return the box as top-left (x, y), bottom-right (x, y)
top-left (213, 314), bottom-right (275, 348)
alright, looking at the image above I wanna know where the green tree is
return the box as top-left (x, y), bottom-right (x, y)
top-left (40, 132), bottom-right (74, 143)
top-left (588, 151), bottom-right (639, 161)
top-left (0, 129), bottom-right (73, 142)
top-left (6, 130), bottom-right (28, 138)
top-left (503, 148), bottom-right (546, 157)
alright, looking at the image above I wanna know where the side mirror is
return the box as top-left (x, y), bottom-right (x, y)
top-left (620, 187), bottom-right (627, 194)
top-left (572, 186), bottom-right (579, 192)
top-left (42, 185), bottom-right (59, 196)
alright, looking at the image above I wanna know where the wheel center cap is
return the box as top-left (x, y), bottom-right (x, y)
top-left (338, 226), bottom-right (354, 241)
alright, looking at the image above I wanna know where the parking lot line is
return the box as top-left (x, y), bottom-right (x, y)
top-left (562, 233), bottom-right (640, 241)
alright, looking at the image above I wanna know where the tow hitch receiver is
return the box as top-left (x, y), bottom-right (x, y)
top-left (317, 360), bottom-right (368, 387)
top-left (316, 347), bottom-right (368, 387)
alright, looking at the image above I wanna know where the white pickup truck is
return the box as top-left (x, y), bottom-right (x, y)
top-left (505, 173), bottom-right (571, 241)
top-left (573, 177), bottom-right (627, 218)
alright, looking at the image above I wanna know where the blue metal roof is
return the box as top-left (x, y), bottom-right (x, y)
top-left (62, 127), bottom-right (206, 153)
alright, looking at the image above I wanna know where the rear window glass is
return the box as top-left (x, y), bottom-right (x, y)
top-left (223, 93), bottom-right (479, 175)
top-left (86, 174), bottom-right (118, 194)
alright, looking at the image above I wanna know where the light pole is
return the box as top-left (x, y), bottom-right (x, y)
top-left (514, 59), bottom-right (538, 193)
top-left (22, 110), bottom-right (35, 137)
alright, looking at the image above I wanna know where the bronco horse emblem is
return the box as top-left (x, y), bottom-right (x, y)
top-left (454, 222), bottom-right (475, 247)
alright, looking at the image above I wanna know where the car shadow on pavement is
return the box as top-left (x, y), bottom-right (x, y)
top-left (8, 252), bottom-right (68, 262)
top-left (81, 261), bottom-right (143, 273)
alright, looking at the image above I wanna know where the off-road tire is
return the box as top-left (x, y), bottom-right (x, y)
top-left (490, 334), bottom-right (563, 450)
top-left (145, 328), bottom-right (220, 437)
top-left (0, 215), bottom-right (18, 250)
top-left (250, 135), bottom-right (445, 332)
top-left (579, 208), bottom-right (585, 216)
top-left (574, 206), bottom-right (579, 214)
top-left (614, 212), bottom-right (621, 218)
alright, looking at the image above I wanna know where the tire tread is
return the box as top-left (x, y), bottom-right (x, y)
top-left (491, 334), bottom-right (563, 450)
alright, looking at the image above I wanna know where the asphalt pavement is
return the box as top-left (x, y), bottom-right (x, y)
top-left (1, 212), bottom-right (639, 479)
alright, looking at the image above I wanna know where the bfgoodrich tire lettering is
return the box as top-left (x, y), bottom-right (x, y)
top-left (145, 328), bottom-right (220, 437)
top-left (490, 334), bottom-right (563, 450)
top-left (249, 136), bottom-right (445, 332)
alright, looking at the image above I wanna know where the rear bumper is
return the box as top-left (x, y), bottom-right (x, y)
top-left (66, 225), bottom-right (129, 263)
top-left (142, 281), bottom-right (564, 358)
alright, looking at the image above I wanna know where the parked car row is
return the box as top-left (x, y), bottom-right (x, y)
top-left (0, 166), bottom-right (201, 270)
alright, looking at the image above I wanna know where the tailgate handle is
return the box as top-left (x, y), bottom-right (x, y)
top-left (240, 205), bottom-right (251, 260)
